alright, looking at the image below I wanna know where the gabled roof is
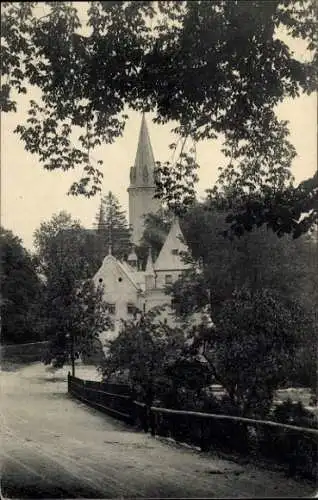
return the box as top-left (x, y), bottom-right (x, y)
top-left (133, 271), bottom-right (147, 291)
top-left (94, 254), bottom-right (142, 291)
top-left (154, 217), bottom-right (191, 272)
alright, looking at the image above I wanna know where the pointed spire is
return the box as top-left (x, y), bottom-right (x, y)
top-left (130, 114), bottom-right (156, 187)
top-left (127, 245), bottom-right (138, 269)
top-left (145, 247), bottom-right (154, 275)
top-left (145, 246), bottom-right (155, 290)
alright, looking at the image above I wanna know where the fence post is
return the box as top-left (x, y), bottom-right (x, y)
top-left (287, 430), bottom-right (298, 477)
top-left (67, 371), bottom-right (71, 393)
top-left (144, 405), bottom-right (150, 433)
top-left (129, 397), bottom-right (135, 426)
top-left (200, 419), bottom-right (208, 451)
top-left (150, 408), bottom-right (155, 436)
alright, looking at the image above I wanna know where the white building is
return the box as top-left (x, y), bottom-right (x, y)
top-left (93, 115), bottom-right (191, 341)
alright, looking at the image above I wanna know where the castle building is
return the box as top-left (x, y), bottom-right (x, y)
top-left (93, 115), bottom-right (190, 339)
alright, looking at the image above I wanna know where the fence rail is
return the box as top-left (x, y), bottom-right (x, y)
top-left (68, 373), bottom-right (318, 481)
top-left (68, 376), bottom-right (132, 422)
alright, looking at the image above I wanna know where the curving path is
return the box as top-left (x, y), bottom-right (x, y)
top-left (0, 363), bottom-right (315, 498)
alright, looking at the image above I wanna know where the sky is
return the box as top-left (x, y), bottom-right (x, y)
top-left (1, 4), bottom-right (317, 252)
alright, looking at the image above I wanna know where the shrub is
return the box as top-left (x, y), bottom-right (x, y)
top-left (272, 398), bottom-right (317, 429)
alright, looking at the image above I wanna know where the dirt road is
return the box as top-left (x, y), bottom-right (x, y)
top-left (0, 363), bottom-right (315, 498)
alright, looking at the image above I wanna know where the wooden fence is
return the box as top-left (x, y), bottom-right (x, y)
top-left (68, 373), bottom-right (318, 481)
top-left (68, 375), bottom-right (133, 423)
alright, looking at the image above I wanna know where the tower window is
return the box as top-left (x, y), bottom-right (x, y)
top-left (171, 249), bottom-right (178, 255)
top-left (165, 274), bottom-right (173, 285)
top-left (99, 278), bottom-right (103, 283)
top-left (118, 277), bottom-right (123, 282)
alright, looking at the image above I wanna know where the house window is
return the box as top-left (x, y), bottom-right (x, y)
top-left (127, 303), bottom-right (135, 315)
top-left (171, 248), bottom-right (178, 255)
top-left (106, 303), bottom-right (116, 315)
top-left (165, 274), bottom-right (173, 285)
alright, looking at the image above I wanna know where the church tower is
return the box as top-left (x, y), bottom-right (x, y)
top-left (128, 114), bottom-right (161, 246)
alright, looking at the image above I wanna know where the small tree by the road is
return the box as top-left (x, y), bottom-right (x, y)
top-left (34, 211), bottom-right (112, 368)
top-left (43, 279), bottom-right (112, 369)
top-left (100, 309), bottom-right (185, 404)
top-left (100, 307), bottom-right (212, 410)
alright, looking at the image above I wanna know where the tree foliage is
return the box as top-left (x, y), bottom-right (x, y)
top-left (0, 227), bottom-right (44, 344)
top-left (43, 278), bottom-right (112, 368)
top-left (2, 1), bottom-right (317, 235)
top-left (101, 308), bottom-right (185, 403)
top-left (210, 171), bottom-right (318, 240)
top-left (33, 211), bottom-right (111, 366)
top-left (34, 210), bottom-right (100, 277)
top-left (173, 201), bottom-right (317, 314)
top-left (197, 288), bottom-right (309, 417)
top-left (171, 201), bottom-right (317, 398)
top-left (98, 198), bottom-right (317, 415)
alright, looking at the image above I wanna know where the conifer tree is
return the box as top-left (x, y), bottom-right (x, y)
top-left (95, 200), bottom-right (107, 235)
top-left (94, 192), bottom-right (131, 261)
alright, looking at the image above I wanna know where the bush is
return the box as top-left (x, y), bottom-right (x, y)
top-left (272, 398), bottom-right (317, 429)
top-left (81, 337), bottom-right (105, 365)
top-left (201, 392), bottom-right (242, 416)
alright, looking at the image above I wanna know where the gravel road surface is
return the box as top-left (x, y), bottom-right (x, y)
top-left (1, 363), bottom-right (315, 498)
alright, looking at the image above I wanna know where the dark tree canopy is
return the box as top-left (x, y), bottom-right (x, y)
top-left (2, 1), bottom-right (317, 235)
top-left (0, 227), bottom-right (44, 344)
top-left (136, 209), bottom-right (173, 268)
top-left (194, 287), bottom-right (309, 417)
top-left (170, 200), bottom-right (318, 392)
top-left (34, 210), bottom-right (100, 278)
top-left (173, 200), bottom-right (318, 314)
